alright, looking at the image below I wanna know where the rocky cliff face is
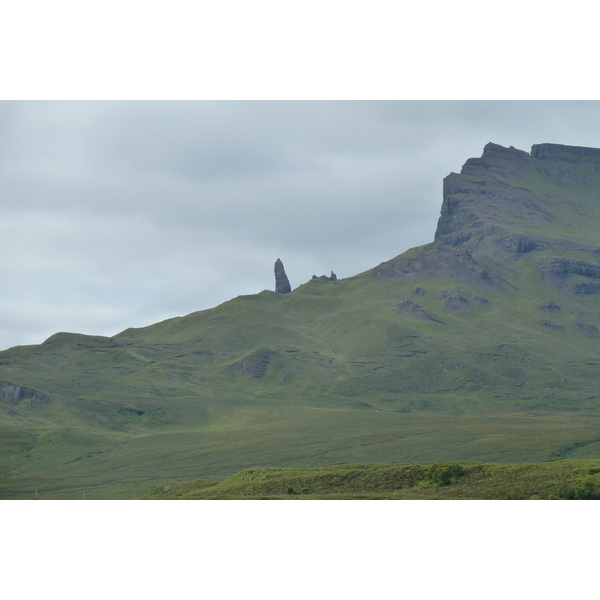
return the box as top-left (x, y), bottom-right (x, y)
top-left (375, 142), bottom-right (600, 303)
top-left (0, 381), bottom-right (46, 402)
top-left (434, 142), bottom-right (600, 260)
top-left (274, 258), bottom-right (291, 294)
top-left (530, 142), bottom-right (600, 165)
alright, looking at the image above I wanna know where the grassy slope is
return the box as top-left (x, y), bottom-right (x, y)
top-left (3, 144), bottom-right (600, 499)
top-left (145, 459), bottom-right (600, 500)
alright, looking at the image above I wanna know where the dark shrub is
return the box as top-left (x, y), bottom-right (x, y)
top-left (424, 464), bottom-right (465, 486)
top-left (557, 481), bottom-right (600, 500)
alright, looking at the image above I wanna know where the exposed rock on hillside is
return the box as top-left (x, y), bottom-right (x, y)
top-left (531, 144), bottom-right (600, 173)
top-left (274, 259), bottom-right (291, 294)
top-left (311, 272), bottom-right (338, 282)
top-left (540, 320), bottom-right (565, 333)
top-left (572, 282), bottom-right (600, 295)
top-left (434, 142), bottom-right (600, 260)
top-left (440, 290), bottom-right (470, 314)
top-left (0, 381), bottom-right (46, 404)
top-left (535, 259), bottom-right (600, 295)
top-left (574, 320), bottom-right (600, 339)
top-left (372, 242), bottom-right (510, 290)
top-left (538, 300), bottom-right (561, 311)
top-left (394, 300), bottom-right (444, 323)
top-left (535, 258), bottom-right (600, 280)
top-left (229, 347), bottom-right (275, 378)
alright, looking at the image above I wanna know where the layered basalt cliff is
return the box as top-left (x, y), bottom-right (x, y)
top-left (434, 142), bottom-right (600, 260)
top-left (375, 142), bottom-right (600, 300)
top-left (530, 143), bottom-right (600, 165)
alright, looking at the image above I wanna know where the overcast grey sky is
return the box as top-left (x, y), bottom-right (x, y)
top-left (2, 101), bottom-right (600, 349)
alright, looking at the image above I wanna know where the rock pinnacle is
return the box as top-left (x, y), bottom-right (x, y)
top-left (274, 259), bottom-right (291, 294)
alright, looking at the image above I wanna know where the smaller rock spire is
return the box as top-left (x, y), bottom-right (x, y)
top-left (274, 259), bottom-right (291, 294)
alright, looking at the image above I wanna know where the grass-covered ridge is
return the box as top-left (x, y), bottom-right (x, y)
top-left (144, 459), bottom-right (600, 500)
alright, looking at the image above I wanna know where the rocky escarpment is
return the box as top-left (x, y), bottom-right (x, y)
top-left (434, 142), bottom-right (600, 260)
top-left (535, 258), bottom-right (600, 295)
top-left (535, 258), bottom-right (600, 279)
top-left (274, 259), bottom-right (291, 294)
top-left (531, 143), bottom-right (600, 170)
top-left (373, 242), bottom-right (514, 290)
top-left (0, 381), bottom-right (47, 406)
top-left (375, 142), bottom-right (600, 301)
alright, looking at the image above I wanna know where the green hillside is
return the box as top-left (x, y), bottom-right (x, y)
top-left (3, 142), bottom-right (600, 499)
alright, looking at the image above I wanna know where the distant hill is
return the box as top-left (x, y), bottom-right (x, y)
top-left (3, 142), bottom-right (600, 499)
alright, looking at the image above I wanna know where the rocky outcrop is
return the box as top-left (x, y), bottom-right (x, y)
top-left (373, 242), bottom-right (512, 290)
top-left (535, 258), bottom-right (600, 280)
top-left (0, 381), bottom-right (47, 404)
top-left (540, 320), bottom-right (565, 333)
top-left (531, 143), bottom-right (600, 165)
top-left (571, 282), bottom-right (600, 295)
top-left (574, 320), bottom-right (600, 340)
top-left (538, 300), bottom-right (561, 311)
top-left (394, 300), bottom-right (444, 323)
top-left (311, 272), bottom-right (338, 282)
top-left (229, 347), bottom-right (275, 378)
top-left (534, 259), bottom-right (600, 294)
top-left (440, 290), bottom-right (470, 314)
top-left (433, 142), bottom-right (600, 260)
top-left (274, 259), bottom-right (291, 294)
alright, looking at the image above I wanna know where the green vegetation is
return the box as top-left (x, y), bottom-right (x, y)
top-left (6, 408), bottom-right (600, 499)
top-left (424, 463), bottom-right (465, 486)
top-left (143, 459), bottom-right (600, 500)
